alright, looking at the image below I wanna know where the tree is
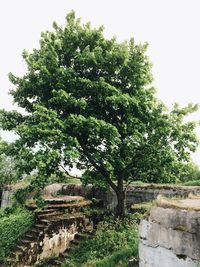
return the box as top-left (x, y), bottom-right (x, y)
top-left (0, 12), bottom-right (199, 217)
top-left (0, 139), bottom-right (19, 188)
top-left (179, 162), bottom-right (200, 183)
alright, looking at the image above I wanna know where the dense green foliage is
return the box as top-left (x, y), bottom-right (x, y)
top-left (179, 163), bottom-right (200, 183)
top-left (183, 179), bottom-right (200, 186)
top-left (0, 207), bottom-right (34, 262)
top-left (87, 248), bottom-right (137, 267)
top-left (14, 186), bottom-right (31, 204)
top-left (0, 138), bottom-right (20, 188)
top-left (61, 217), bottom-right (138, 267)
top-left (0, 11), bottom-right (199, 216)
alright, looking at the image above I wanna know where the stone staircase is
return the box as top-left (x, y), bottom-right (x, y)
top-left (7, 196), bottom-right (93, 267)
top-left (41, 231), bottom-right (94, 267)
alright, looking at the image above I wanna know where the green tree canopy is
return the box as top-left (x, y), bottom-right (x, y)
top-left (0, 12), bottom-right (199, 216)
top-left (0, 138), bottom-right (20, 188)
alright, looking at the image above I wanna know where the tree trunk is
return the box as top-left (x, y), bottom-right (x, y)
top-left (116, 189), bottom-right (126, 218)
top-left (115, 176), bottom-right (126, 218)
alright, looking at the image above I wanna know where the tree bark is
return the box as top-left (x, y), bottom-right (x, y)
top-left (116, 176), bottom-right (126, 218)
top-left (116, 189), bottom-right (125, 218)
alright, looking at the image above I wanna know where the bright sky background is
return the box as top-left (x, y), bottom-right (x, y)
top-left (1, 0), bottom-right (200, 165)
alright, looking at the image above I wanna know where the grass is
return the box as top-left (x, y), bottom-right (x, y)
top-left (66, 178), bottom-right (82, 185)
top-left (182, 180), bottom-right (200, 186)
top-left (0, 206), bottom-right (34, 263)
top-left (130, 201), bottom-right (154, 215)
top-left (86, 247), bottom-right (138, 267)
top-left (61, 216), bottom-right (139, 267)
top-left (156, 195), bottom-right (200, 211)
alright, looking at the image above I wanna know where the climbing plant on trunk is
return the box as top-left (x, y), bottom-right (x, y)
top-left (0, 12), bottom-right (199, 217)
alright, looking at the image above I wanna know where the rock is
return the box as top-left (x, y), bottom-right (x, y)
top-left (60, 183), bottom-right (200, 209)
top-left (43, 183), bottom-right (64, 197)
top-left (139, 196), bottom-right (200, 267)
top-left (1, 188), bottom-right (15, 208)
top-left (139, 242), bottom-right (199, 267)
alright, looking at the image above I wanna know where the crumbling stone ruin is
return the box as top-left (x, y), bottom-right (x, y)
top-left (139, 195), bottom-right (200, 267)
top-left (7, 196), bottom-right (93, 266)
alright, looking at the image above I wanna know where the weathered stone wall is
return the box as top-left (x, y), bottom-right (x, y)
top-left (139, 197), bottom-right (200, 267)
top-left (61, 184), bottom-right (200, 209)
top-left (14, 216), bottom-right (87, 266)
top-left (43, 183), bottom-right (64, 197)
top-left (2, 183), bottom-right (200, 210)
top-left (1, 185), bottom-right (15, 208)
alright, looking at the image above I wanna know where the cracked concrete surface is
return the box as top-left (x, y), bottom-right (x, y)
top-left (139, 196), bottom-right (200, 267)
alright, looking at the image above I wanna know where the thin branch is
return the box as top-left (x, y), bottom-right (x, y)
top-left (121, 144), bottom-right (147, 175)
top-left (79, 142), bottom-right (118, 192)
top-left (124, 179), bottom-right (134, 193)
top-left (59, 164), bottom-right (81, 179)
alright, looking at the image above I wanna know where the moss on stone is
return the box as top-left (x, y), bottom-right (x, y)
top-left (130, 201), bottom-right (154, 215)
top-left (156, 195), bottom-right (200, 211)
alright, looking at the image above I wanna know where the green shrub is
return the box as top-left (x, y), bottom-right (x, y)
top-left (13, 183), bottom-right (35, 205)
top-left (35, 256), bottom-right (60, 267)
top-left (183, 180), bottom-right (200, 186)
top-left (14, 187), bottom-right (30, 204)
top-left (130, 201), bottom-right (153, 215)
top-left (87, 247), bottom-right (138, 267)
top-left (33, 191), bottom-right (47, 209)
top-left (62, 217), bottom-right (138, 267)
top-left (0, 207), bottom-right (34, 263)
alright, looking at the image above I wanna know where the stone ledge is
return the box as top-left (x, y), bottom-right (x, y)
top-left (139, 242), bottom-right (199, 267)
top-left (139, 196), bottom-right (200, 266)
top-left (140, 219), bottom-right (200, 260)
top-left (156, 194), bottom-right (200, 211)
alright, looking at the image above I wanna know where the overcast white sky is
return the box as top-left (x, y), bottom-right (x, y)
top-left (1, 0), bottom-right (200, 165)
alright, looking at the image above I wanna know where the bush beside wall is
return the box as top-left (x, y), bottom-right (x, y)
top-left (0, 207), bottom-right (34, 263)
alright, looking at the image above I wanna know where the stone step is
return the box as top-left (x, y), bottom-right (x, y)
top-left (44, 196), bottom-right (85, 205)
top-left (7, 196), bottom-right (93, 266)
top-left (35, 223), bottom-right (47, 229)
top-left (35, 209), bottom-right (58, 214)
top-left (30, 227), bottom-right (43, 235)
top-left (45, 201), bottom-right (91, 209)
top-left (9, 251), bottom-right (20, 258)
top-left (15, 245), bottom-right (26, 253)
top-left (31, 226), bottom-right (43, 232)
top-left (26, 197), bottom-right (84, 208)
top-left (9, 250), bottom-right (23, 262)
top-left (8, 252), bottom-right (23, 263)
top-left (19, 239), bottom-right (31, 245)
top-left (24, 233), bottom-right (36, 241)
top-left (37, 211), bottom-right (64, 219)
top-left (7, 257), bottom-right (17, 264)
top-left (39, 219), bottom-right (50, 224)
top-left (39, 214), bottom-right (84, 224)
top-left (26, 203), bottom-right (92, 214)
